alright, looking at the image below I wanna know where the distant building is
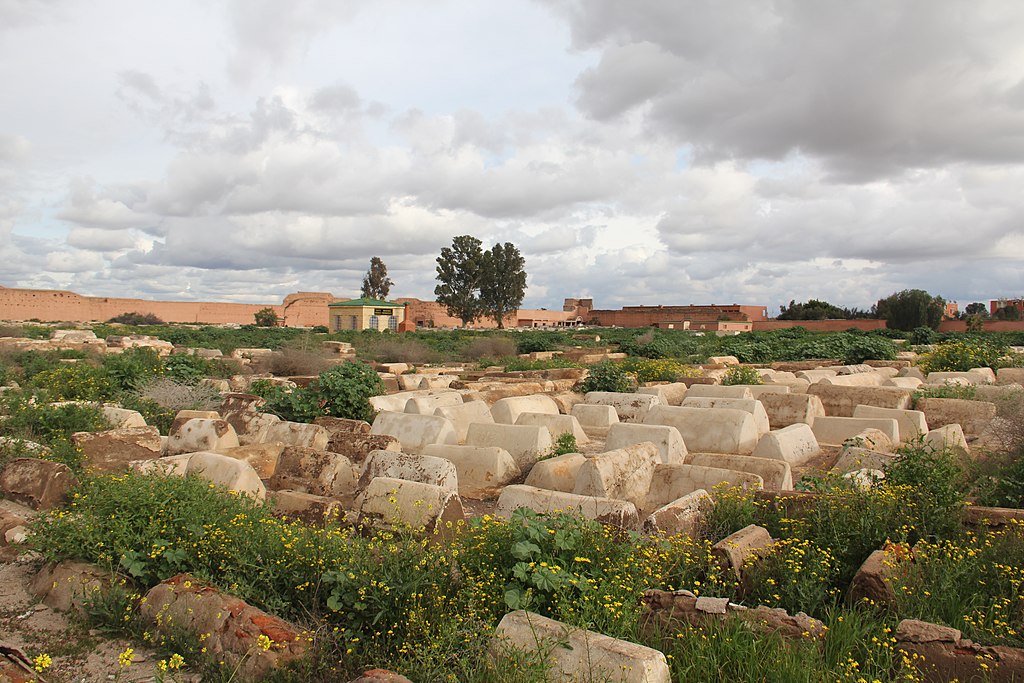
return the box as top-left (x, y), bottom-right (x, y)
top-left (581, 301), bottom-right (768, 328)
top-left (328, 297), bottom-right (407, 332)
top-left (991, 298), bottom-right (1024, 318)
top-left (943, 301), bottom-right (960, 320)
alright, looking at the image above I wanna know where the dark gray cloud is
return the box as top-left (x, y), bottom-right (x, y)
top-left (546, 0), bottom-right (1024, 180)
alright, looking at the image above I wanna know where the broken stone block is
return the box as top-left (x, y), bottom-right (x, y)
top-left (645, 406), bottom-right (759, 454)
top-left (356, 477), bottom-right (464, 531)
top-left (313, 416), bottom-right (371, 434)
top-left (523, 453), bottom-right (587, 493)
top-left (268, 446), bottom-right (358, 498)
top-left (326, 432), bottom-right (401, 463)
top-left (806, 385), bottom-right (912, 417)
top-left (853, 405), bottom-right (928, 440)
top-left (496, 485), bottom-right (638, 528)
top-left (849, 546), bottom-right (907, 606)
top-left (515, 412), bottom-right (589, 444)
top-left (751, 424), bottom-right (820, 465)
top-left (434, 400), bottom-right (493, 443)
top-left (549, 391), bottom-right (585, 414)
top-left (101, 406), bottom-right (147, 429)
top-left (645, 464), bottom-right (762, 513)
top-left (30, 560), bottom-right (113, 613)
top-left (712, 524), bottom-right (774, 581)
top-left (270, 490), bottom-right (344, 525)
top-left (264, 421), bottom-right (330, 450)
top-left (370, 412), bottom-right (458, 454)
top-left (681, 397), bottom-right (770, 436)
top-left (217, 443), bottom-right (285, 479)
top-left (811, 416), bottom-right (899, 446)
top-left (166, 418), bottom-right (240, 456)
top-left (570, 403), bottom-right (619, 438)
top-left (403, 392), bottom-right (464, 415)
top-left (639, 382), bottom-right (689, 406)
top-left (421, 444), bottom-right (520, 499)
top-left (464, 423), bottom-right (553, 470)
top-left (758, 393), bottom-right (825, 429)
top-left (832, 447), bottom-right (897, 475)
top-left (605, 423), bottom-right (686, 465)
top-left (0, 458), bottom-right (76, 510)
top-left (642, 489), bottom-right (710, 537)
top-left (358, 450), bottom-right (458, 493)
top-left (585, 391), bottom-right (661, 423)
top-left (168, 409), bottom-right (222, 435)
top-left (640, 589), bottom-right (826, 641)
top-left (923, 423), bottom-right (970, 456)
top-left (185, 452), bottom-right (266, 500)
top-left (915, 398), bottom-right (997, 436)
top-left (687, 454), bottom-right (792, 491)
top-left (490, 395), bottom-right (560, 424)
top-left (493, 610), bottom-right (670, 683)
top-left (685, 385), bottom-right (753, 399)
top-left (573, 442), bottom-right (661, 509)
top-left (72, 426), bottom-right (162, 473)
top-left (896, 618), bottom-right (1024, 683)
top-left (142, 573), bottom-right (308, 680)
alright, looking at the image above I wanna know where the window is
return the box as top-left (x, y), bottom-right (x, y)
top-left (388, 315), bottom-right (398, 331)
top-left (369, 315), bottom-right (379, 330)
top-left (349, 315), bottom-right (358, 330)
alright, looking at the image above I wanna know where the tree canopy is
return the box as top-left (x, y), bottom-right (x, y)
top-left (777, 299), bottom-right (870, 320)
top-left (434, 236), bottom-right (528, 328)
top-left (434, 235), bottom-right (485, 326)
top-left (479, 242), bottom-right (527, 328)
top-left (874, 289), bottom-right (945, 331)
top-left (360, 256), bottom-right (394, 300)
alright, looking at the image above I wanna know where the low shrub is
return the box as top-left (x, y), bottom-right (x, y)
top-left (618, 357), bottom-right (697, 383)
top-left (912, 383), bottom-right (977, 404)
top-left (721, 366), bottom-right (763, 386)
top-left (515, 333), bottom-right (557, 354)
top-left (107, 312), bottom-right (165, 325)
top-left (742, 538), bottom-right (841, 619)
top-left (255, 361), bottom-right (386, 423)
top-left (918, 339), bottom-right (1005, 373)
top-left (887, 521), bottom-right (1024, 647)
top-left (101, 347), bottom-right (164, 392)
top-left (463, 336), bottom-right (518, 360)
top-left (30, 362), bottom-right (115, 401)
top-left (495, 356), bottom-right (580, 371)
top-left (550, 432), bottom-right (577, 457)
top-left (266, 347), bottom-right (333, 376)
top-left (578, 361), bottom-right (636, 393)
top-left (359, 337), bottom-right (445, 364)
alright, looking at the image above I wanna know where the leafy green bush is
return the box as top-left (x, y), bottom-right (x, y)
top-left (721, 366), bottom-right (763, 385)
top-left (550, 432), bottom-right (578, 457)
top-left (162, 353), bottom-right (214, 384)
top-left (101, 347), bottom-right (164, 392)
top-left (515, 333), bottom-right (557, 354)
top-left (255, 361), bottom-right (386, 423)
top-left (578, 361), bottom-right (636, 393)
top-left (909, 326), bottom-right (936, 345)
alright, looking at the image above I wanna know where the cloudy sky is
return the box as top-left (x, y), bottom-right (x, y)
top-left (1, 0), bottom-right (1022, 314)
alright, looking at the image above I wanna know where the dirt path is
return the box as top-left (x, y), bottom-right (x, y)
top-left (0, 556), bottom-right (189, 683)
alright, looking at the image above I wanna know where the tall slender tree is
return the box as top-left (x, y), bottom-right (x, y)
top-left (479, 242), bottom-right (527, 328)
top-left (434, 235), bottom-right (484, 326)
top-left (360, 256), bottom-right (394, 299)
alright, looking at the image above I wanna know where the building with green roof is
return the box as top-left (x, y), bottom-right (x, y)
top-left (327, 297), bottom-right (407, 332)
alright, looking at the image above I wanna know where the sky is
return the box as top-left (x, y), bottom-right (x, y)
top-left (1, 0), bottom-right (1022, 315)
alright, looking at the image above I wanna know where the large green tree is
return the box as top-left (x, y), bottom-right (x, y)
top-left (360, 256), bottom-right (394, 299)
top-left (874, 289), bottom-right (945, 331)
top-left (479, 242), bottom-right (527, 328)
top-left (434, 235), bottom-right (485, 326)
